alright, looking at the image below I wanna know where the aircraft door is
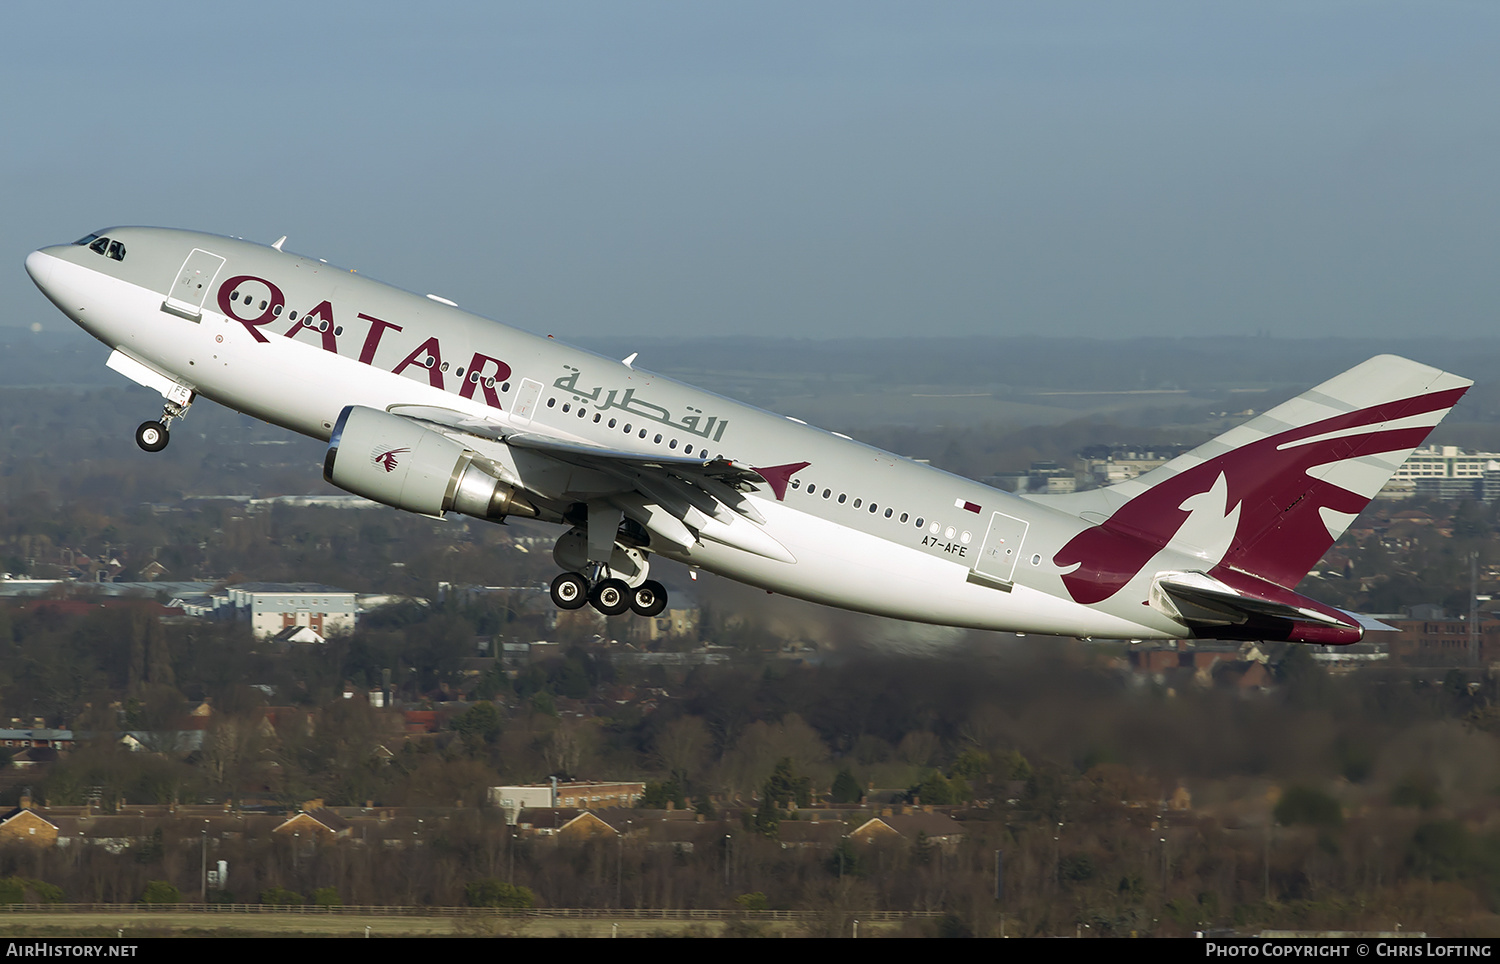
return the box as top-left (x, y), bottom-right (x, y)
top-left (970, 511), bottom-right (1029, 589)
top-left (511, 378), bottom-right (544, 424)
top-left (162, 248), bottom-right (226, 321)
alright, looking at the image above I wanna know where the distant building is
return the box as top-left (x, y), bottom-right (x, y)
top-left (273, 801), bottom-right (352, 840)
top-left (0, 726), bottom-right (75, 752)
top-left (849, 809), bottom-right (965, 850)
top-left (1077, 447), bottom-right (1182, 486)
top-left (985, 460), bottom-right (1077, 494)
top-left (184, 583), bottom-right (357, 638)
top-left (488, 781), bottom-right (645, 824)
top-left (1383, 445), bottom-right (1500, 502)
top-left (1383, 611), bottom-right (1500, 666)
top-left (0, 795), bottom-right (59, 848)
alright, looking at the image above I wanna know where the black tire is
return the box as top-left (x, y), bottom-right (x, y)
top-left (589, 578), bottom-right (632, 616)
top-left (630, 580), bottom-right (669, 617)
top-left (550, 572), bottom-right (588, 610)
top-left (135, 421), bottom-right (169, 452)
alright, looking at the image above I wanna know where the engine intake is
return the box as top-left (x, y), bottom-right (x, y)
top-left (324, 405), bottom-right (536, 521)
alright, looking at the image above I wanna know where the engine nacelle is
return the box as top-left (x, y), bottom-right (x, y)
top-left (324, 406), bottom-right (536, 521)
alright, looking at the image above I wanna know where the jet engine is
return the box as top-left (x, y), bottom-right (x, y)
top-left (324, 405), bottom-right (536, 521)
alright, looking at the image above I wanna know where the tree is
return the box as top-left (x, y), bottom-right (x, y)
top-left (830, 768), bottom-right (863, 804)
top-left (452, 701), bottom-right (503, 749)
top-left (765, 757), bottom-right (811, 809)
top-left (640, 780), bottom-right (688, 810)
top-left (260, 886), bottom-right (305, 906)
top-left (465, 879), bottom-right (535, 908)
top-left (735, 891), bottom-right (768, 911)
top-left (140, 881), bottom-right (180, 904)
top-left (754, 794), bottom-right (781, 838)
top-left (1274, 786), bottom-right (1343, 828)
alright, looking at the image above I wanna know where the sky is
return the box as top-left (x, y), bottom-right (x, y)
top-left (3, 2), bottom-right (1498, 340)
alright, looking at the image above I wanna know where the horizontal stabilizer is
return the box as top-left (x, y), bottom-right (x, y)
top-left (1150, 570), bottom-right (1363, 645)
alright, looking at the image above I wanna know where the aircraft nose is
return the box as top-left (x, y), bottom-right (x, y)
top-left (25, 249), bottom-right (55, 290)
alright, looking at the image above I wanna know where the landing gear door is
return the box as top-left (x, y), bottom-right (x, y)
top-left (162, 248), bottom-right (226, 321)
top-left (970, 511), bottom-right (1028, 590)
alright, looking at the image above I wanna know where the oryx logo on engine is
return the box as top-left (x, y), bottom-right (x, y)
top-left (371, 446), bottom-right (410, 473)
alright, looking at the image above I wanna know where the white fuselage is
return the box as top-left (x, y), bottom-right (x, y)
top-left (25, 229), bottom-right (1200, 639)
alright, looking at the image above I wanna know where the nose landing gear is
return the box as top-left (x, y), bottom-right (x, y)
top-left (135, 421), bottom-right (170, 452)
top-left (134, 395), bottom-right (194, 453)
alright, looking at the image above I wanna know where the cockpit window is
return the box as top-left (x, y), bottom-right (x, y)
top-left (79, 235), bottom-right (126, 261)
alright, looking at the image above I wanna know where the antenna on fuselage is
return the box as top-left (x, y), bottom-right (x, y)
top-left (272, 236), bottom-right (286, 251)
top-left (622, 352), bottom-right (638, 369)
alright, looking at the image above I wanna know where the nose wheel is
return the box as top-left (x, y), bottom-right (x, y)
top-left (134, 394), bottom-right (194, 453)
top-left (135, 421), bottom-right (170, 453)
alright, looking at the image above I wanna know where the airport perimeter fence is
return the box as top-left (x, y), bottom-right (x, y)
top-left (0, 904), bottom-right (942, 921)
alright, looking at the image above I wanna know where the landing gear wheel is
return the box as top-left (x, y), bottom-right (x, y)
top-left (135, 421), bottom-right (170, 453)
top-left (550, 572), bottom-right (588, 610)
top-left (589, 578), bottom-right (632, 616)
top-left (630, 580), bottom-right (669, 617)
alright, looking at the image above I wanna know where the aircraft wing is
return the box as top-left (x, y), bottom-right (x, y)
top-left (384, 405), bottom-right (792, 559)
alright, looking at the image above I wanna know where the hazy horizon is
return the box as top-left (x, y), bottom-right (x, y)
top-left (5, 3), bottom-right (1498, 342)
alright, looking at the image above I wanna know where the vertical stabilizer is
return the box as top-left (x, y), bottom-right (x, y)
top-left (1051, 355), bottom-right (1471, 605)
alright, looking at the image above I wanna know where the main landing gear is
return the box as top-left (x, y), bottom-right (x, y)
top-left (549, 510), bottom-right (670, 617)
top-left (135, 395), bottom-right (193, 453)
top-left (550, 570), bottom-right (669, 618)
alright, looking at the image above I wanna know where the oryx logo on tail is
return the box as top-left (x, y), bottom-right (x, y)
top-left (1054, 369), bottom-right (1470, 606)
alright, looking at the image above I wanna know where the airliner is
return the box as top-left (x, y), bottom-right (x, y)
top-left (24, 228), bottom-right (1471, 642)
